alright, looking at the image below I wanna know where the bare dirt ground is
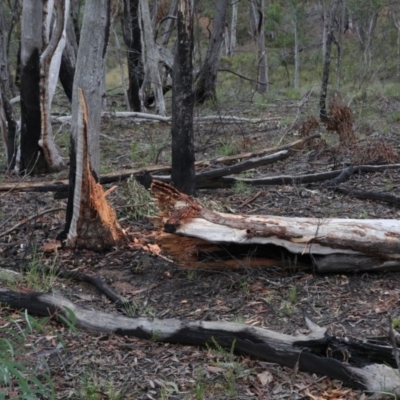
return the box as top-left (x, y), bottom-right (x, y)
top-left (1, 96), bottom-right (400, 399)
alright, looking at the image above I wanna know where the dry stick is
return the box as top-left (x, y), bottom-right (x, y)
top-left (276, 87), bottom-right (315, 147)
top-left (0, 207), bottom-right (65, 239)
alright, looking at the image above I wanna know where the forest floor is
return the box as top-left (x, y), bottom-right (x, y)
top-left (1, 93), bottom-right (400, 399)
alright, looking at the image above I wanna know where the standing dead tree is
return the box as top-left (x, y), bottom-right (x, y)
top-left (0, 3), bottom-right (17, 171)
top-left (195, 0), bottom-right (229, 103)
top-left (249, 0), bottom-right (268, 93)
top-left (122, 0), bottom-right (143, 111)
top-left (65, 89), bottom-right (124, 250)
top-left (19, 0), bottom-right (66, 174)
top-left (319, 0), bottom-right (339, 121)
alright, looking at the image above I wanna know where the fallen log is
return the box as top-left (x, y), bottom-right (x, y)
top-left (0, 288), bottom-right (399, 395)
top-left (51, 112), bottom-right (280, 124)
top-left (151, 181), bottom-right (400, 272)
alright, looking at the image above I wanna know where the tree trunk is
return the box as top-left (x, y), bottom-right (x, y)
top-left (39, 0), bottom-right (68, 172)
top-left (171, 0), bottom-right (195, 195)
top-left (64, 0), bottom-right (111, 242)
top-left (19, 0), bottom-right (66, 174)
top-left (70, 0), bottom-right (110, 176)
top-left (65, 89), bottom-right (123, 250)
top-left (195, 0), bottom-right (229, 103)
top-left (0, 4), bottom-right (17, 170)
top-left (161, 0), bottom-right (178, 46)
top-left (336, 0), bottom-right (346, 89)
top-left (228, 0), bottom-right (238, 57)
top-left (293, 17), bottom-right (299, 89)
top-left (59, 2), bottom-right (78, 102)
top-left (249, 0), bottom-right (268, 94)
top-left (122, 0), bottom-right (143, 112)
top-left (19, 1), bottom-right (46, 173)
top-left (139, 0), bottom-right (166, 115)
top-left (319, 0), bottom-right (339, 121)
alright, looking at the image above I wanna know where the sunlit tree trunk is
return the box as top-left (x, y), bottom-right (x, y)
top-left (195, 0), bottom-right (229, 103)
top-left (171, 0), bottom-right (195, 195)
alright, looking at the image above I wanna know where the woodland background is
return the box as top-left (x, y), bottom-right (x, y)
top-left (2, 0), bottom-right (400, 399)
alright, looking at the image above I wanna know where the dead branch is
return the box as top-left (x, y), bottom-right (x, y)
top-left (0, 207), bottom-right (65, 239)
top-left (0, 288), bottom-right (399, 395)
top-left (51, 112), bottom-right (280, 124)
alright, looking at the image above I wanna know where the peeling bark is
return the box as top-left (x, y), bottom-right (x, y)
top-left (151, 181), bottom-right (400, 272)
top-left (65, 89), bottom-right (124, 251)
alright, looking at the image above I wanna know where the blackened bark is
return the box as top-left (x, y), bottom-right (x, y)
top-left (319, 0), bottom-right (339, 121)
top-left (20, 48), bottom-right (47, 173)
top-left (171, 0), bottom-right (195, 195)
top-left (195, 0), bottom-right (229, 104)
top-left (122, 0), bottom-right (143, 111)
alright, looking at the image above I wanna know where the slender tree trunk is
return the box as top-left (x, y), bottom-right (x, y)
top-left (171, 0), bottom-right (195, 195)
top-left (19, 1), bottom-right (45, 173)
top-left (336, 0), bottom-right (346, 89)
top-left (228, 0), bottom-right (238, 57)
top-left (65, 0), bottom-right (111, 241)
top-left (39, 0), bottom-right (68, 172)
top-left (319, 0), bottom-right (339, 121)
top-left (293, 18), bottom-right (299, 89)
top-left (249, 0), bottom-right (268, 94)
top-left (0, 3), bottom-right (17, 170)
top-left (122, 0), bottom-right (143, 112)
top-left (195, 0), bottom-right (229, 103)
top-left (161, 0), bottom-right (178, 46)
top-left (19, 1), bottom-right (66, 174)
top-left (59, 2), bottom-right (78, 102)
top-left (139, 0), bottom-right (166, 115)
top-left (70, 0), bottom-right (110, 176)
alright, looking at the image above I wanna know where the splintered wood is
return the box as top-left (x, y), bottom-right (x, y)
top-left (66, 88), bottom-right (124, 250)
top-left (151, 180), bottom-right (400, 272)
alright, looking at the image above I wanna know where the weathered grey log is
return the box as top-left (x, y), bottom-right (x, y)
top-left (0, 288), bottom-right (399, 395)
top-left (152, 180), bottom-right (400, 272)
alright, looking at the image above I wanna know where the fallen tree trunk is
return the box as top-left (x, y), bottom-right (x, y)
top-left (0, 288), bottom-right (399, 395)
top-left (152, 181), bottom-right (400, 272)
top-left (51, 112), bottom-right (281, 124)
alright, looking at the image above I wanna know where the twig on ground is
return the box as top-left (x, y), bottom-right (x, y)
top-left (0, 208), bottom-right (65, 239)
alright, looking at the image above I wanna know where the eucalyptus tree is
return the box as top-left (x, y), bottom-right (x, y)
top-left (249, 0), bottom-right (268, 93)
top-left (122, 0), bottom-right (143, 111)
top-left (171, 0), bottom-right (195, 195)
top-left (319, 0), bottom-right (340, 121)
top-left (195, 0), bottom-right (229, 103)
top-left (64, 0), bottom-right (114, 248)
top-left (19, 0), bottom-right (68, 174)
top-left (0, 2), bottom-right (17, 170)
